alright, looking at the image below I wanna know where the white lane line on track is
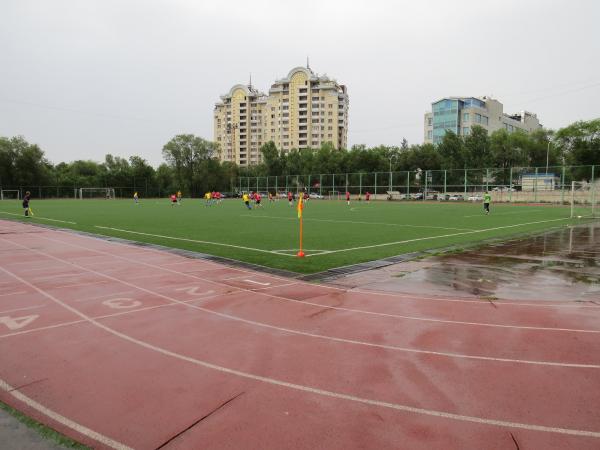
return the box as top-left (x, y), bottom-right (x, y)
top-left (0, 211), bottom-right (77, 224)
top-left (14, 218), bottom-right (600, 308)
top-left (0, 290), bottom-right (27, 298)
top-left (36, 235), bottom-right (600, 334)
top-left (243, 214), bottom-right (474, 232)
top-left (0, 304), bottom-right (46, 315)
top-left (94, 226), bottom-right (296, 257)
top-left (0, 378), bottom-right (132, 450)
top-left (1, 260), bottom-right (600, 438)
top-left (6, 237), bottom-right (600, 370)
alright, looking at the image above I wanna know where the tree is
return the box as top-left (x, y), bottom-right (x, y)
top-left (162, 134), bottom-right (218, 196)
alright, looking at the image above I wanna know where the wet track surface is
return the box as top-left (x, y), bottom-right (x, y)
top-left (331, 221), bottom-right (600, 302)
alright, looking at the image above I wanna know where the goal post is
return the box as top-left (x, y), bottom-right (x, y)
top-left (0, 190), bottom-right (21, 200)
top-left (328, 190), bottom-right (341, 201)
top-left (77, 188), bottom-right (116, 200)
top-left (570, 181), bottom-right (598, 218)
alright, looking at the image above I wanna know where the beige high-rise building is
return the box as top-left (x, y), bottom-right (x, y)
top-left (424, 96), bottom-right (542, 145)
top-left (214, 66), bottom-right (349, 166)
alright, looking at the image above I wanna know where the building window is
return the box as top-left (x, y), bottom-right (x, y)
top-left (463, 127), bottom-right (470, 136)
top-left (482, 116), bottom-right (488, 126)
top-left (328, 119), bottom-right (333, 123)
top-left (427, 130), bottom-right (433, 139)
top-left (328, 111), bottom-right (333, 116)
top-left (463, 113), bottom-right (469, 121)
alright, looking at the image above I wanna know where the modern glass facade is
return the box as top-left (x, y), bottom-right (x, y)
top-left (432, 99), bottom-right (460, 144)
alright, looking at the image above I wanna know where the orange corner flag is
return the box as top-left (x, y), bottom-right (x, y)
top-left (297, 194), bottom-right (305, 257)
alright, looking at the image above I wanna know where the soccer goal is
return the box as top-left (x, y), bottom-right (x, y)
top-left (76, 187), bottom-right (116, 200)
top-left (570, 181), bottom-right (598, 218)
top-left (0, 190), bottom-right (21, 200)
top-left (328, 190), bottom-right (342, 200)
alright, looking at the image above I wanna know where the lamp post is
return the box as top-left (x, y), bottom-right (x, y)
top-left (388, 154), bottom-right (398, 191)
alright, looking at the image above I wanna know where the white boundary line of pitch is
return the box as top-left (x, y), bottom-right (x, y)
top-left (1, 257), bottom-right (600, 439)
top-left (0, 211), bottom-right (77, 225)
top-left (94, 217), bottom-right (571, 259)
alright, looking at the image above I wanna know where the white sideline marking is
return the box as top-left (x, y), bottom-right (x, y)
top-left (36, 235), bottom-right (600, 334)
top-left (306, 217), bottom-right (572, 257)
top-left (0, 378), bottom-right (132, 450)
top-left (1, 262), bottom-right (600, 438)
top-left (0, 211), bottom-right (76, 224)
top-left (463, 210), bottom-right (545, 218)
top-left (244, 215), bottom-right (474, 231)
top-left (94, 226), bottom-right (295, 257)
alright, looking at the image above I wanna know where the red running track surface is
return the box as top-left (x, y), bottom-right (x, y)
top-left (0, 219), bottom-right (599, 449)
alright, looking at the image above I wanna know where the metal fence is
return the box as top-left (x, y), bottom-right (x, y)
top-left (237, 165), bottom-right (598, 204)
top-left (0, 185), bottom-right (167, 199)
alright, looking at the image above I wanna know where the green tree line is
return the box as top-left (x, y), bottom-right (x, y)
top-left (1, 119), bottom-right (598, 197)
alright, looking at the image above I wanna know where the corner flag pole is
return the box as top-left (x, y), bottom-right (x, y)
top-left (297, 194), bottom-right (305, 257)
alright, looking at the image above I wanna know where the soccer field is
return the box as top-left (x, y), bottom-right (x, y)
top-left (0, 198), bottom-right (594, 274)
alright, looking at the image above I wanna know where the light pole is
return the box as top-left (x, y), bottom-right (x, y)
top-left (388, 154), bottom-right (397, 191)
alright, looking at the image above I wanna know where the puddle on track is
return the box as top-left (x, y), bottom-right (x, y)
top-left (331, 222), bottom-right (600, 302)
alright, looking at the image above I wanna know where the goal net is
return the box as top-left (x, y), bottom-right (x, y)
top-left (328, 190), bottom-right (341, 200)
top-left (0, 190), bottom-right (20, 200)
top-left (570, 181), bottom-right (598, 218)
top-left (76, 188), bottom-right (116, 200)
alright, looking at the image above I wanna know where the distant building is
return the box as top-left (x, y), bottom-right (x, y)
top-left (424, 96), bottom-right (542, 144)
top-left (214, 65), bottom-right (349, 166)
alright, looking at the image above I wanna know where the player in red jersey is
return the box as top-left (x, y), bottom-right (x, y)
top-left (346, 191), bottom-right (350, 205)
top-left (365, 191), bottom-right (371, 203)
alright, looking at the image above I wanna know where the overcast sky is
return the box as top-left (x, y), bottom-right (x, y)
top-left (1, 0), bottom-right (599, 166)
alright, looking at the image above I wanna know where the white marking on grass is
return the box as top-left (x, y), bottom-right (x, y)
top-left (1, 260), bottom-right (600, 438)
top-left (94, 226), bottom-right (295, 257)
top-left (243, 215), bottom-right (474, 232)
top-left (306, 217), bottom-right (572, 257)
top-left (463, 210), bottom-right (546, 218)
top-left (0, 211), bottom-right (76, 224)
top-left (0, 378), bottom-right (133, 450)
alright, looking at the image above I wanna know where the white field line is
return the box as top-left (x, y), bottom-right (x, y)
top-left (94, 226), bottom-right (295, 257)
top-left (0, 290), bottom-right (27, 298)
top-left (306, 217), bottom-right (572, 257)
top-left (47, 223), bottom-right (596, 310)
top-left (0, 380), bottom-right (131, 450)
top-left (1, 262), bottom-right (600, 438)
top-left (38, 234), bottom-right (600, 333)
top-left (243, 214), bottom-right (474, 231)
top-left (0, 211), bottom-right (76, 224)
top-left (463, 210), bottom-right (546, 218)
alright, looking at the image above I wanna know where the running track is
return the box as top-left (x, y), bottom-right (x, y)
top-left (0, 220), bottom-right (599, 449)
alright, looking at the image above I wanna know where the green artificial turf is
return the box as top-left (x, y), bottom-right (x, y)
top-left (0, 198), bottom-right (594, 274)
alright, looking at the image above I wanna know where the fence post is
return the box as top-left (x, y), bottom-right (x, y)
top-left (275, 176), bottom-right (278, 194)
top-left (424, 170), bottom-right (428, 201)
top-left (296, 175), bottom-right (299, 193)
top-left (534, 167), bottom-right (538, 202)
top-left (374, 173), bottom-right (377, 196)
top-left (332, 174), bottom-right (335, 195)
top-left (285, 175), bottom-right (288, 192)
top-left (359, 173), bottom-right (362, 196)
top-left (464, 169), bottom-right (467, 195)
top-left (266, 177), bottom-right (269, 194)
top-left (592, 165), bottom-right (596, 215)
top-left (561, 165), bottom-right (566, 204)
top-left (345, 173), bottom-right (348, 193)
top-left (509, 167), bottom-right (513, 203)
top-left (486, 168), bottom-right (490, 191)
top-left (444, 170), bottom-right (447, 194)
top-left (407, 171), bottom-right (410, 196)
top-left (256, 177), bottom-right (259, 192)
top-left (319, 174), bottom-right (322, 196)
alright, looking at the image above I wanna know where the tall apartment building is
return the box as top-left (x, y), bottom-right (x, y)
top-left (214, 66), bottom-right (349, 166)
top-left (424, 96), bottom-right (541, 144)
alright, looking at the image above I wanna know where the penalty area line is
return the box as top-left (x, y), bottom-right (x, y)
top-left (93, 226), bottom-right (296, 257)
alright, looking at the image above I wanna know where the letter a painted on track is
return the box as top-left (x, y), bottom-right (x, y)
top-left (0, 315), bottom-right (39, 330)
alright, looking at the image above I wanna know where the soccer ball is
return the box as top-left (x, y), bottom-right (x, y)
top-left (577, 215), bottom-right (582, 219)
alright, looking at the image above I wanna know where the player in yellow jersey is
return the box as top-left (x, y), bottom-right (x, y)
top-left (133, 192), bottom-right (139, 204)
top-left (242, 192), bottom-right (252, 210)
top-left (176, 190), bottom-right (182, 205)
